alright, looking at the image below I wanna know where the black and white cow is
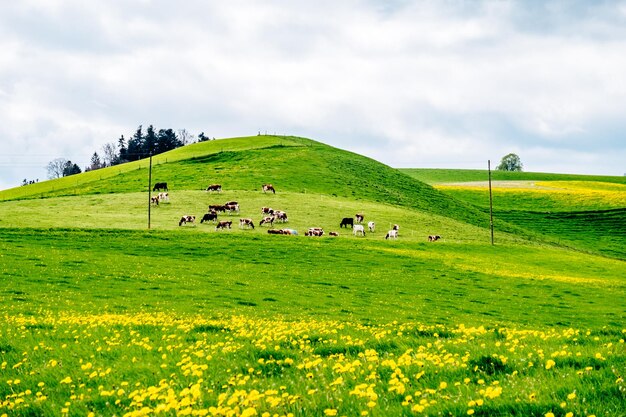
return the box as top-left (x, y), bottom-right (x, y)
top-left (262, 184), bottom-right (276, 194)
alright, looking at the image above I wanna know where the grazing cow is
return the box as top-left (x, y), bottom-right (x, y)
top-left (150, 196), bottom-right (159, 205)
top-left (355, 213), bottom-right (364, 223)
top-left (153, 182), bottom-right (168, 192)
top-left (368, 221), bottom-right (375, 232)
top-left (200, 212), bottom-right (218, 223)
top-left (206, 184), bottom-right (222, 192)
top-left (259, 216), bottom-right (274, 227)
top-left (385, 229), bottom-right (398, 240)
top-left (261, 207), bottom-right (274, 215)
top-left (158, 192), bottom-right (169, 202)
top-left (262, 184), bottom-right (276, 194)
top-left (209, 204), bottom-right (227, 213)
top-left (224, 201), bottom-right (238, 206)
top-left (224, 203), bottom-right (240, 214)
top-left (267, 229), bottom-right (284, 235)
top-left (179, 215), bottom-right (195, 226)
top-left (239, 218), bottom-right (255, 229)
top-left (216, 220), bottom-right (232, 230)
top-left (273, 211), bottom-right (288, 223)
top-left (428, 235), bottom-right (442, 242)
top-left (353, 224), bottom-right (366, 236)
top-left (305, 227), bottom-right (324, 237)
top-left (340, 217), bottom-right (353, 228)
top-left (329, 231), bottom-right (339, 237)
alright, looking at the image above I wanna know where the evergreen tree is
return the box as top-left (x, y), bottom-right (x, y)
top-left (89, 152), bottom-right (102, 171)
top-left (156, 128), bottom-right (182, 154)
top-left (126, 126), bottom-right (144, 161)
top-left (117, 135), bottom-right (127, 163)
top-left (62, 160), bottom-right (82, 176)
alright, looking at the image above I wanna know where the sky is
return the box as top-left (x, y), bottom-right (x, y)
top-left (1, 1), bottom-right (626, 190)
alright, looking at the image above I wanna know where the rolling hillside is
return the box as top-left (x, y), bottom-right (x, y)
top-left (1, 136), bottom-right (499, 234)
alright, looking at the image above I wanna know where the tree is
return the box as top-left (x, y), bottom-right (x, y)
top-left (47, 158), bottom-right (69, 179)
top-left (62, 160), bottom-right (82, 177)
top-left (89, 152), bottom-right (103, 171)
top-left (126, 125), bottom-right (144, 161)
top-left (101, 142), bottom-right (118, 167)
top-left (496, 153), bottom-right (523, 172)
top-left (198, 132), bottom-right (209, 142)
top-left (155, 128), bottom-right (182, 154)
top-left (178, 129), bottom-right (192, 145)
top-left (118, 135), bottom-right (128, 163)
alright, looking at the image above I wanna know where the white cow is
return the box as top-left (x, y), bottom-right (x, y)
top-left (368, 221), bottom-right (375, 232)
top-left (385, 229), bottom-right (398, 240)
top-left (353, 224), bottom-right (366, 236)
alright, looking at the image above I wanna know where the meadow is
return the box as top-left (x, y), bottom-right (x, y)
top-left (1, 136), bottom-right (625, 416)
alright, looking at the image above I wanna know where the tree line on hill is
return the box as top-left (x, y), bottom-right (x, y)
top-left (45, 126), bottom-right (215, 180)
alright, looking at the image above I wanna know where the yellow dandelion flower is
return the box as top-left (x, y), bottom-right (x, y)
top-left (545, 360), bottom-right (556, 370)
top-left (467, 409), bottom-right (475, 415)
top-left (324, 409), bottom-right (338, 416)
top-left (60, 377), bottom-right (72, 384)
top-left (545, 413), bottom-right (555, 417)
top-left (439, 382), bottom-right (448, 389)
top-left (567, 392), bottom-right (576, 400)
top-left (241, 408), bottom-right (257, 417)
top-left (565, 413), bottom-right (573, 417)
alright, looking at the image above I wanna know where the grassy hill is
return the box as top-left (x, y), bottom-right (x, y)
top-left (0, 137), bottom-right (625, 417)
top-left (1, 136), bottom-right (503, 233)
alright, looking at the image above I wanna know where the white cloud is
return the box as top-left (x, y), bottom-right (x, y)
top-left (1, 1), bottom-right (626, 190)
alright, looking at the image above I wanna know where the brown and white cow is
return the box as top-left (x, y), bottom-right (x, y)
top-left (355, 213), bottom-right (364, 223)
top-left (158, 192), bottom-right (169, 202)
top-left (273, 211), bottom-right (288, 223)
top-left (428, 235), bottom-right (442, 242)
top-left (267, 229), bottom-right (284, 234)
top-left (262, 184), bottom-right (276, 194)
top-left (224, 203), bottom-right (240, 214)
top-left (259, 216), bottom-right (274, 227)
top-left (329, 231), bottom-right (339, 237)
top-left (206, 184), bottom-right (222, 192)
top-left (305, 227), bottom-right (324, 237)
top-left (209, 204), bottom-right (227, 213)
top-left (150, 196), bottom-right (160, 205)
top-left (179, 215), bottom-right (195, 226)
top-left (261, 207), bottom-right (274, 215)
top-left (239, 218), bottom-right (255, 229)
top-left (216, 220), bottom-right (232, 230)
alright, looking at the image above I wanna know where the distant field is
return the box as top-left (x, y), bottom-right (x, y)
top-left (400, 168), bottom-right (626, 186)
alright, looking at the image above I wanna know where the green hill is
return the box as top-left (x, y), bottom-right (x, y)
top-left (1, 136), bottom-right (496, 232)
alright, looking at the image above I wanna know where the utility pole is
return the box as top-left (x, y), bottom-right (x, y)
top-left (148, 153), bottom-right (153, 229)
top-left (488, 160), bottom-right (494, 245)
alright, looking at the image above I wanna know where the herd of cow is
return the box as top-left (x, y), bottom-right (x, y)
top-left (155, 182), bottom-right (442, 241)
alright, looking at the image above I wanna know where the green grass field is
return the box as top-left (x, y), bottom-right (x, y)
top-left (1, 137), bottom-right (624, 416)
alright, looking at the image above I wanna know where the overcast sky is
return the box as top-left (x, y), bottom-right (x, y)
top-left (1, 1), bottom-right (626, 190)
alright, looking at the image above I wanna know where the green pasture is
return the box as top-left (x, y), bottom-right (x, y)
top-left (1, 228), bottom-right (625, 416)
top-left (1, 136), bottom-right (625, 416)
top-left (1, 228), bottom-right (624, 327)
